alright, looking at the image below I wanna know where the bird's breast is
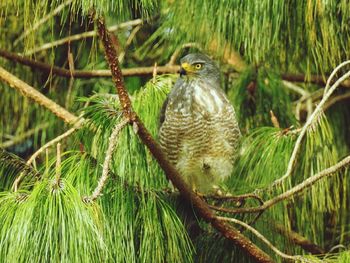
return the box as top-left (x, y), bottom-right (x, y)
top-left (169, 79), bottom-right (227, 116)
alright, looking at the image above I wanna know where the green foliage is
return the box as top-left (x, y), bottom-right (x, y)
top-left (1, 1), bottom-right (350, 262)
top-left (228, 127), bottom-right (296, 190)
top-left (229, 67), bottom-right (296, 132)
top-left (143, 0), bottom-right (350, 75)
top-left (0, 76), bottom-right (194, 262)
top-left (80, 75), bottom-right (175, 188)
top-left (0, 148), bottom-right (39, 191)
top-left (0, 180), bottom-right (108, 262)
top-left (227, 113), bottom-right (347, 257)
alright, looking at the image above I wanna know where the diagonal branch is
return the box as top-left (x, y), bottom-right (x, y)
top-left (271, 222), bottom-right (325, 255)
top-left (97, 16), bottom-right (273, 263)
top-left (217, 217), bottom-right (315, 263)
top-left (23, 19), bottom-right (143, 56)
top-left (0, 123), bottom-right (49, 149)
top-left (0, 66), bottom-right (78, 125)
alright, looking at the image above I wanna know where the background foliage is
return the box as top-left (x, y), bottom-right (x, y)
top-left (1, 0), bottom-right (350, 262)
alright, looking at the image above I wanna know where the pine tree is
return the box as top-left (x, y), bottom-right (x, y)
top-left (1, 1), bottom-right (350, 262)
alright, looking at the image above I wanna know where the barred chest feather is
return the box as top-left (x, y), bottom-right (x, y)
top-left (159, 78), bottom-right (241, 193)
top-left (168, 78), bottom-right (228, 116)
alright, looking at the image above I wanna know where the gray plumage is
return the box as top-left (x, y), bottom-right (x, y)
top-left (159, 53), bottom-right (241, 193)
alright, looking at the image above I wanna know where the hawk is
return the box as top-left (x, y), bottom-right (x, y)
top-left (159, 53), bottom-right (241, 194)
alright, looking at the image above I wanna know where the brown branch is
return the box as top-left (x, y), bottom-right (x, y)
top-left (97, 17), bottom-right (274, 263)
top-left (0, 66), bottom-right (78, 125)
top-left (323, 92), bottom-right (350, 111)
top-left (271, 222), bottom-right (325, 255)
top-left (5, 46), bottom-right (350, 94)
top-left (217, 217), bottom-right (313, 263)
top-left (282, 73), bottom-right (350, 89)
top-left (0, 49), bottom-right (179, 78)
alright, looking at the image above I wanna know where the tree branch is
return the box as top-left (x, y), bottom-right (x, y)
top-left (271, 222), bottom-right (325, 255)
top-left (0, 66), bottom-right (79, 125)
top-left (323, 92), bottom-right (350, 111)
top-left (0, 49), bottom-right (179, 78)
top-left (212, 155), bottom-right (350, 214)
top-left (23, 19), bottom-right (143, 56)
top-left (0, 123), bottom-right (49, 149)
top-left (217, 217), bottom-right (314, 263)
top-left (3, 47), bottom-right (350, 98)
top-left (97, 17), bottom-right (274, 263)
top-left (88, 118), bottom-right (129, 201)
top-left (282, 73), bottom-right (350, 89)
top-left (12, 121), bottom-right (82, 191)
top-left (272, 63), bottom-right (350, 187)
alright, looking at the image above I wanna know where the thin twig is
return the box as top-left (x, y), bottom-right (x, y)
top-left (88, 118), bottom-right (129, 201)
top-left (118, 25), bottom-right (141, 64)
top-left (0, 66), bottom-right (79, 124)
top-left (0, 123), bottom-right (49, 148)
top-left (23, 19), bottom-right (143, 55)
top-left (152, 62), bottom-right (157, 83)
top-left (27, 125), bottom-right (80, 166)
top-left (323, 61), bottom-right (350, 95)
top-left (97, 16), bottom-right (273, 263)
top-left (269, 110), bottom-right (280, 128)
top-left (214, 154), bottom-right (350, 214)
top-left (12, 121), bottom-right (82, 192)
top-left (14, 0), bottom-right (73, 46)
top-left (168, 42), bottom-right (201, 65)
top-left (55, 143), bottom-right (62, 184)
top-left (283, 80), bottom-right (312, 120)
top-left (65, 52), bottom-right (75, 109)
top-left (217, 216), bottom-right (317, 263)
top-left (272, 63), bottom-right (350, 187)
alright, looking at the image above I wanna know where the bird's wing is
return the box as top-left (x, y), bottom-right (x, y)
top-left (159, 96), bottom-right (169, 127)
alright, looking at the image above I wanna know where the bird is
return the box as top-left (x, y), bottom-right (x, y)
top-left (159, 53), bottom-right (241, 194)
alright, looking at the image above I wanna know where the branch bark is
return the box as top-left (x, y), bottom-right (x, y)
top-left (97, 17), bottom-right (274, 263)
top-left (0, 66), bottom-right (78, 125)
top-left (271, 222), bottom-right (325, 255)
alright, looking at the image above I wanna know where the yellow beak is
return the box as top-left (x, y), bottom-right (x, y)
top-left (180, 62), bottom-right (195, 73)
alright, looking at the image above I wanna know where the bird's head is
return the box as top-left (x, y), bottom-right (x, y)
top-left (179, 53), bottom-right (220, 83)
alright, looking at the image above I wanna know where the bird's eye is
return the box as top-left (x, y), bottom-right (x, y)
top-left (194, 63), bottom-right (202, 70)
